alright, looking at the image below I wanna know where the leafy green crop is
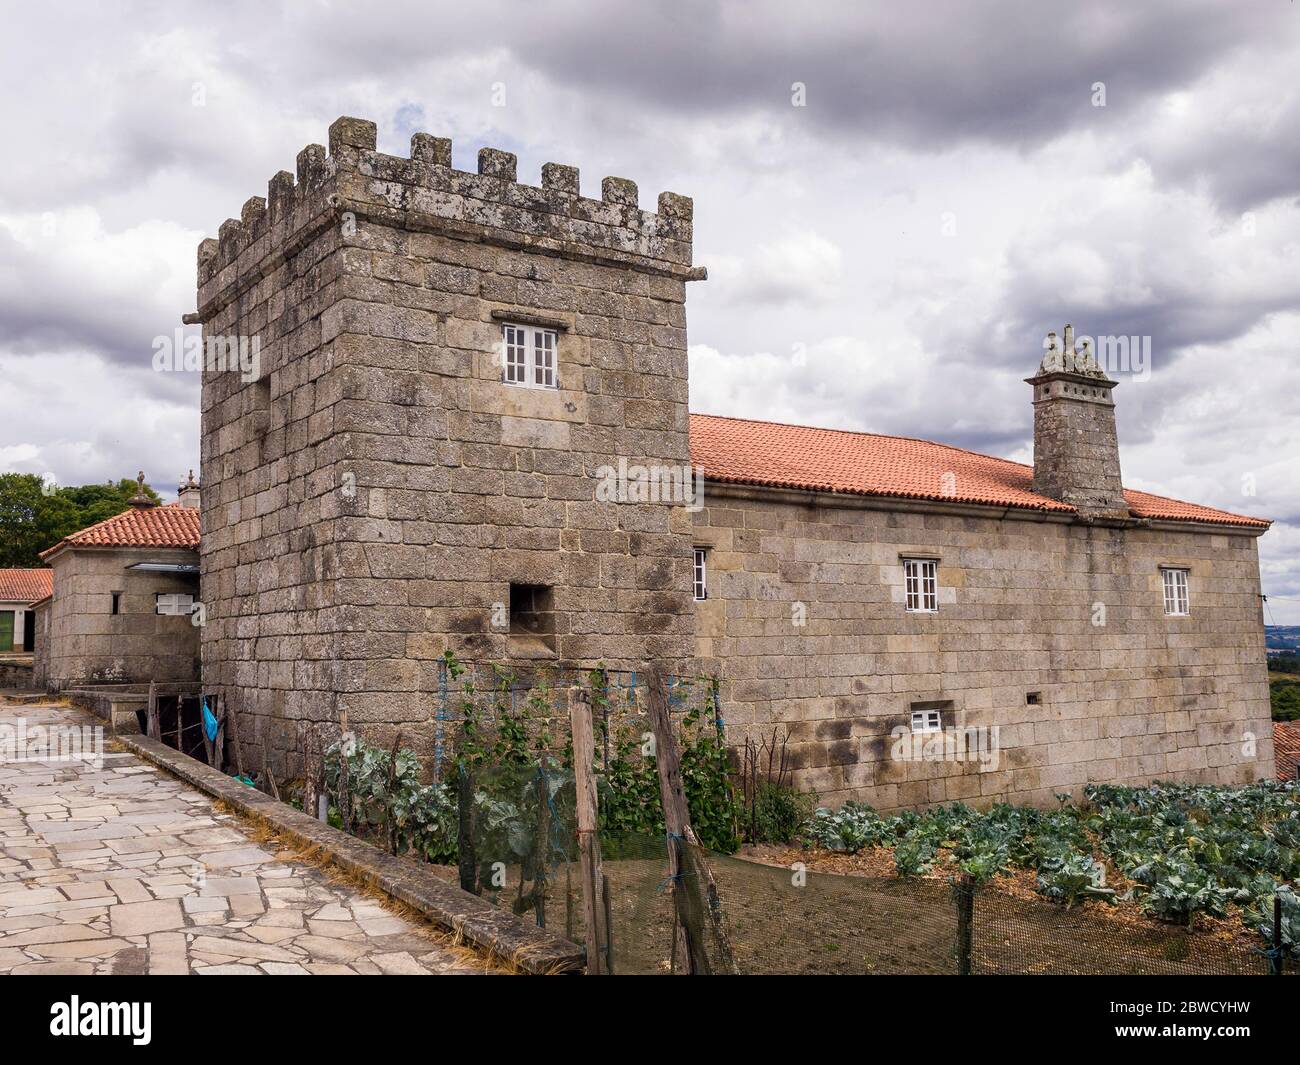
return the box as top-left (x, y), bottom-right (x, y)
top-left (798, 780), bottom-right (1300, 944)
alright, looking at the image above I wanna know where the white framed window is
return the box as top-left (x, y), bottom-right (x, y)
top-left (911, 708), bottom-right (943, 733)
top-left (1161, 567), bottom-right (1190, 616)
top-left (501, 323), bottom-right (558, 389)
top-left (693, 548), bottom-right (708, 601)
top-left (156, 593), bottom-right (195, 616)
top-left (903, 558), bottom-right (938, 612)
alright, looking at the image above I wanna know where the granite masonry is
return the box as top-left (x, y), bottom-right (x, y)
top-left (194, 116), bottom-right (699, 775)
top-left (192, 116), bottom-right (1273, 809)
top-left (37, 479), bottom-right (201, 692)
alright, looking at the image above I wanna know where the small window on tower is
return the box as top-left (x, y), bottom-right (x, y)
top-left (500, 324), bottom-right (558, 389)
top-left (111, 592), bottom-right (122, 615)
top-left (693, 548), bottom-right (708, 601)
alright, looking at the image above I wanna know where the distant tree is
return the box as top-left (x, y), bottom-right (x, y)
top-left (0, 474), bottom-right (161, 568)
top-left (1268, 652), bottom-right (1300, 674)
top-left (1272, 681), bottom-right (1300, 722)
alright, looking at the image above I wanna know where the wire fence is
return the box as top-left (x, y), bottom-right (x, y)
top-left (546, 837), bottom-right (1296, 976)
top-left (230, 660), bottom-right (1300, 976)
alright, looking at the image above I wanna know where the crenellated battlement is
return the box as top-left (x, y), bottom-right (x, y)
top-left (193, 115), bottom-right (698, 321)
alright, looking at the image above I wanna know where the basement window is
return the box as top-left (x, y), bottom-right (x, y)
top-left (910, 706), bottom-right (944, 733)
top-left (693, 548), bottom-right (708, 601)
top-left (903, 558), bottom-right (938, 613)
top-left (156, 593), bottom-right (195, 616)
top-left (509, 583), bottom-right (555, 654)
top-left (1161, 567), bottom-right (1190, 616)
top-left (501, 323), bottom-right (557, 389)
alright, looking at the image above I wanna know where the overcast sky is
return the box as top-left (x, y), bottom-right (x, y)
top-left (1, 1), bottom-right (1297, 620)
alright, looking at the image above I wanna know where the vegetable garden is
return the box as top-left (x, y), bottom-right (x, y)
top-left (301, 652), bottom-right (1300, 973)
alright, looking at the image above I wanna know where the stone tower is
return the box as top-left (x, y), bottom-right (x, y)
top-left (191, 116), bottom-right (702, 771)
top-left (1025, 324), bottom-right (1125, 517)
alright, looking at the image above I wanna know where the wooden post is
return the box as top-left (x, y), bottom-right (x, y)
top-left (227, 699), bottom-right (246, 780)
top-left (1271, 894), bottom-right (1283, 976)
top-left (646, 664), bottom-right (712, 975)
top-left (213, 695), bottom-right (226, 774)
top-left (956, 873), bottom-right (975, 975)
top-left (456, 763), bottom-right (477, 895)
top-left (385, 731), bottom-right (403, 854)
top-left (569, 685), bottom-right (608, 974)
top-left (263, 745), bottom-right (281, 802)
top-left (146, 681), bottom-right (159, 740)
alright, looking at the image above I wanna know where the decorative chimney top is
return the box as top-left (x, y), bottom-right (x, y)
top-left (128, 471), bottom-right (155, 509)
top-left (1036, 323), bottom-right (1109, 379)
top-left (177, 470), bottom-right (201, 510)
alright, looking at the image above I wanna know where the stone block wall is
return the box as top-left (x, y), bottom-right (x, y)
top-left (41, 548), bottom-right (200, 689)
top-left (198, 117), bottom-right (700, 777)
top-left (692, 486), bottom-right (1273, 811)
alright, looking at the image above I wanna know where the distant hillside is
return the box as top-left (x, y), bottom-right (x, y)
top-left (1266, 625), bottom-right (1300, 652)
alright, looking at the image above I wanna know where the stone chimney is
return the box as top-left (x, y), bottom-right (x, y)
top-left (127, 471), bottom-right (156, 509)
top-left (1025, 324), bottom-right (1126, 518)
top-left (177, 470), bottom-right (201, 509)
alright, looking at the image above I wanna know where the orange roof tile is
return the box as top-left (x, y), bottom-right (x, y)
top-left (688, 413), bottom-right (1270, 528)
top-left (0, 568), bottom-right (53, 604)
top-left (40, 503), bottom-right (201, 559)
top-left (1274, 722), bottom-right (1300, 783)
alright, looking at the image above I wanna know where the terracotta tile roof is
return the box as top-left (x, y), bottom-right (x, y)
top-left (1275, 722), bottom-right (1300, 783)
top-left (40, 503), bottom-right (201, 558)
top-left (1121, 487), bottom-right (1269, 528)
top-left (688, 413), bottom-right (1270, 528)
top-left (0, 568), bottom-right (53, 604)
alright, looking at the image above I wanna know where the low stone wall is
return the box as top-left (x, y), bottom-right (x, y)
top-left (0, 661), bottom-right (34, 689)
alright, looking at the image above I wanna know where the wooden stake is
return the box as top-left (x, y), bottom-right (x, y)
top-left (263, 744), bottom-right (281, 802)
top-left (146, 681), bottom-right (159, 740)
top-left (226, 698), bottom-right (246, 779)
top-left (646, 664), bottom-right (712, 975)
top-left (385, 730), bottom-right (403, 854)
top-left (213, 694), bottom-right (226, 774)
top-left (569, 684), bottom-right (608, 974)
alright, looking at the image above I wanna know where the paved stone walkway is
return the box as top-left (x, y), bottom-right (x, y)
top-left (0, 701), bottom-right (491, 975)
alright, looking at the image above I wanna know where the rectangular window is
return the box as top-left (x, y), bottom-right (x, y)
top-left (1162, 567), bottom-right (1190, 616)
top-left (693, 548), bottom-right (708, 601)
top-left (156, 593), bottom-right (195, 616)
top-left (111, 592), bottom-right (122, 615)
top-left (508, 583), bottom-right (556, 654)
top-left (911, 708), bottom-right (943, 733)
top-left (903, 558), bottom-right (938, 612)
top-left (501, 323), bottom-right (558, 389)
top-left (502, 323), bottom-right (528, 384)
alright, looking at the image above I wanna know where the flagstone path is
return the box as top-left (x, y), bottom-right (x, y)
top-left (0, 701), bottom-right (492, 975)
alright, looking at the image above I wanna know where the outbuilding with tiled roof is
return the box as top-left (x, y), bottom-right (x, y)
top-left (35, 472), bottom-right (203, 692)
